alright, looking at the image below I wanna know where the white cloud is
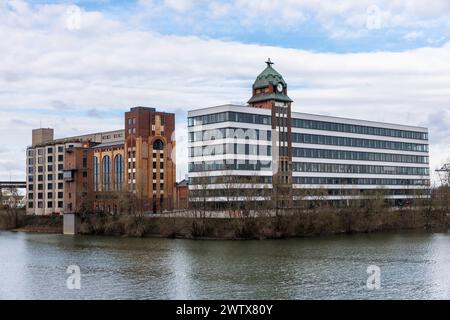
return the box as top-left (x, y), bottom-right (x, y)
top-left (403, 31), bottom-right (424, 41)
top-left (164, 0), bottom-right (192, 13)
top-left (0, 1), bottom-right (449, 183)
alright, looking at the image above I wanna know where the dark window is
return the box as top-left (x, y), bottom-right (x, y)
top-left (48, 156), bottom-right (53, 163)
top-left (153, 139), bottom-right (164, 150)
top-left (58, 155), bottom-right (64, 162)
top-left (58, 192), bottom-right (64, 199)
top-left (58, 201), bottom-right (63, 208)
top-left (47, 201), bottom-right (53, 208)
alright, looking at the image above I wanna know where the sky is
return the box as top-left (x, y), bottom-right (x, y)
top-left (0, 0), bottom-right (450, 184)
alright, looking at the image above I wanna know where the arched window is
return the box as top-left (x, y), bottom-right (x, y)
top-left (102, 155), bottom-right (111, 192)
top-left (114, 154), bottom-right (124, 191)
top-left (94, 156), bottom-right (99, 191)
top-left (153, 139), bottom-right (164, 150)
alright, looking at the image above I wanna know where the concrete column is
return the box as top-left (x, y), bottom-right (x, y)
top-left (63, 213), bottom-right (79, 235)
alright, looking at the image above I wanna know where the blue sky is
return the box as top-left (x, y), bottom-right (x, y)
top-left (1, 0), bottom-right (450, 182)
top-left (25, 0), bottom-right (450, 52)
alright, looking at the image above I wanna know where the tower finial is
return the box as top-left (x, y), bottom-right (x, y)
top-left (265, 58), bottom-right (274, 67)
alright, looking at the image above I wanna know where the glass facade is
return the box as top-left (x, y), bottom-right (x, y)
top-left (293, 148), bottom-right (429, 164)
top-left (293, 177), bottom-right (430, 186)
top-left (189, 128), bottom-right (271, 142)
top-left (114, 155), bottom-right (124, 191)
top-left (293, 162), bottom-right (429, 176)
top-left (188, 111), bottom-right (271, 127)
top-left (292, 118), bottom-right (428, 140)
top-left (292, 133), bottom-right (428, 152)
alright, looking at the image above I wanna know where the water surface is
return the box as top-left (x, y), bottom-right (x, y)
top-left (0, 231), bottom-right (449, 299)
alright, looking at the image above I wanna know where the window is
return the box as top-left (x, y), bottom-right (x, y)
top-left (94, 156), bottom-right (99, 191)
top-left (28, 158), bottom-right (34, 165)
top-left (58, 155), bottom-right (64, 162)
top-left (47, 201), bottom-right (53, 209)
top-left (58, 183), bottom-right (63, 189)
top-left (48, 174), bottom-right (53, 181)
top-left (58, 146), bottom-right (64, 153)
top-left (58, 164), bottom-right (64, 171)
top-left (102, 155), bottom-right (111, 192)
top-left (114, 154), bottom-right (124, 191)
top-left (28, 193), bottom-right (34, 200)
top-left (48, 183), bottom-right (53, 190)
top-left (47, 192), bottom-right (53, 199)
top-left (38, 149), bottom-right (44, 156)
top-left (153, 139), bottom-right (164, 151)
top-left (48, 165), bottom-right (53, 172)
top-left (58, 192), bottom-right (64, 199)
top-left (28, 202), bottom-right (33, 209)
top-left (38, 193), bottom-right (43, 199)
top-left (38, 202), bottom-right (43, 209)
top-left (47, 147), bottom-right (53, 154)
top-left (58, 201), bottom-right (63, 208)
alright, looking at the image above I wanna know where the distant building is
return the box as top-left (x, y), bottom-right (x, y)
top-left (187, 60), bottom-right (431, 208)
top-left (176, 179), bottom-right (189, 209)
top-left (26, 107), bottom-right (176, 215)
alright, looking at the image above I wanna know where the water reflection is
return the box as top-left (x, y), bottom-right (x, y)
top-left (0, 231), bottom-right (449, 300)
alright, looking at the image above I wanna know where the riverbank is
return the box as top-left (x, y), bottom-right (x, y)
top-left (2, 208), bottom-right (449, 239)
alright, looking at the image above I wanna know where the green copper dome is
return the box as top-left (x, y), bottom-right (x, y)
top-left (253, 59), bottom-right (287, 89)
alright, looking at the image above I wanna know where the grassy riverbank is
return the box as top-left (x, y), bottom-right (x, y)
top-left (2, 208), bottom-right (449, 239)
top-left (77, 208), bottom-right (450, 239)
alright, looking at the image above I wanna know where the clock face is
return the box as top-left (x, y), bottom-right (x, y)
top-left (277, 83), bottom-right (283, 93)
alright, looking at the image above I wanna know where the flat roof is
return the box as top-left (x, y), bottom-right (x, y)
top-left (188, 104), bottom-right (428, 132)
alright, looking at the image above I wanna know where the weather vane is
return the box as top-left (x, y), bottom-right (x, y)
top-left (265, 58), bottom-right (274, 67)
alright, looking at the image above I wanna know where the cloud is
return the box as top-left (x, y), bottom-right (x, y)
top-left (0, 1), bottom-right (449, 183)
top-left (403, 31), bottom-right (424, 41)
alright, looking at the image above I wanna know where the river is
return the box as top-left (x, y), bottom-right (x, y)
top-left (0, 231), bottom-right (449, 300)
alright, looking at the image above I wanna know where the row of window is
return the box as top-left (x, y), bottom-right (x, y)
top-left (189, 176), bottom-right (273, 185)
top-left (94, 155), bottom-right (124, 192)
top-left (188, 112), bottom-right (271, 127)
top-left (28, 192), bottom-right (64, 200)
top-left (28, 163), bottom-right (65, 173)
top-left (27, 146), bottom-right (65, 157)
top-left (293, 148), bottom-right (429, 164)
top-left (188, 128), bottom-right (271, 142)
top-left (187, 111), bottom-right (428, 141)
top-left (292, 119), bottom-right (428, 140)
top-left (292, 133), bottom-right (428, 152)
top-left (28, 181), bottom-right (64, 191)
top-left (293, 163), bottom-right (430, 176)
top-left (189, 160), bottom-right (272, 172)
top-left (189, 144), bottom-right (272, 157)
top-left (293, 177), bottom-right (430, 186)
top-left (28, 201), bottom-right (64, 209)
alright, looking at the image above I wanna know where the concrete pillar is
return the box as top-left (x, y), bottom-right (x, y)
top-left (63, 213), bottom-right (79, 235)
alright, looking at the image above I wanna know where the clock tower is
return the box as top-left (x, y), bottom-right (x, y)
top-left (248, 59), bottom-right (293, 209)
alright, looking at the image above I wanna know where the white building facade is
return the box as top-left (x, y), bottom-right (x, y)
top-left (188, 62), bottom-right (430, 208)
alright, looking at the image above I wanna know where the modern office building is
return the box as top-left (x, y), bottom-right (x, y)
top-left (188, 61), bottom-right (431, 208)
top-left (26, 107), bottom-right (176, 215)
